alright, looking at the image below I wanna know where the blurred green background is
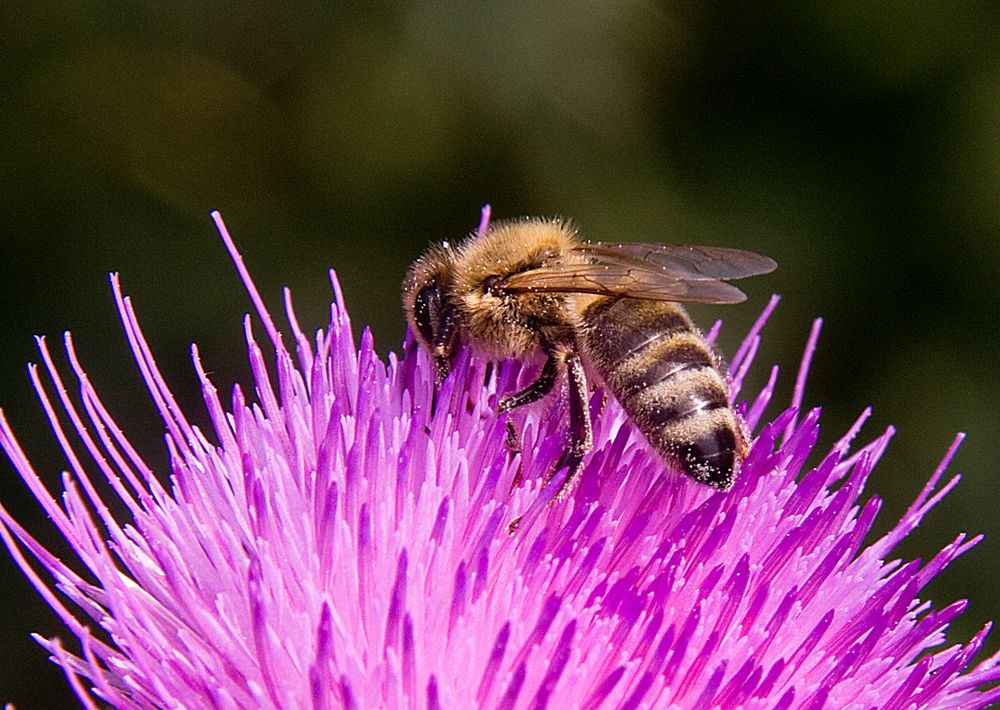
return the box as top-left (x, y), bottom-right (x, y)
top-left (2, 2), bottom-right (999, 706)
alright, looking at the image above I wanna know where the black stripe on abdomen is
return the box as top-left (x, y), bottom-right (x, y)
top-left (614, 341), bottom-right (715, 401)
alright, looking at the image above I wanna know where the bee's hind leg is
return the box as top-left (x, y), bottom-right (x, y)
top-left (498, 353), bottom-right (559, 453)
top-left (548, 352), bottom-right (593, 501)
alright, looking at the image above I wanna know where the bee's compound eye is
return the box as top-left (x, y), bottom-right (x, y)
top-left (413, 282), bottom-right (441, 347)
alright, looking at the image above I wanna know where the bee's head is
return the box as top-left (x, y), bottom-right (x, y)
top-left (402, 243), bottom-right (459, 387)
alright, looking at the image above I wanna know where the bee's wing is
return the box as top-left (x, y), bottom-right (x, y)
top-left (576, 242), bottom-right (777, 280)
top-left (501, 262), bottom-right (749, 304)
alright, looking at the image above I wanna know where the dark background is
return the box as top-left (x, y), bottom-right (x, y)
top-left (2, 3), bottom-right (999, 706)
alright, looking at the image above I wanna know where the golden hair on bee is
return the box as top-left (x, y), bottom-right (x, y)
top-left (403, 207), bottom-right (776, 499)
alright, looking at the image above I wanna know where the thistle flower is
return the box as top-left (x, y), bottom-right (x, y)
top-left (2, 213), bottom-right (1000, 709)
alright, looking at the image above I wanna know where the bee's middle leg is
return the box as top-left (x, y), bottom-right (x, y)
top-left (548, 352), bottom-right (593, 500)
top-left (498, 353), bottom-right (559, 452)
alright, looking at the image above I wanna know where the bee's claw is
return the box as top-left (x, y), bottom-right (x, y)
top-left (504, 418), bottom-right (522, 453)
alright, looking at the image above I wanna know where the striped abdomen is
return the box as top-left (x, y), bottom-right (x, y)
top-left (580, 297), bottom-right (746, 490)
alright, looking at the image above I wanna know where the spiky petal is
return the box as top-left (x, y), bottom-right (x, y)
top-left (1, 214), bottom-right (999, 708)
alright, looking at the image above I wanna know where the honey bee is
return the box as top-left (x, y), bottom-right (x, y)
top-left (402, 213), bottom-right (775, 499)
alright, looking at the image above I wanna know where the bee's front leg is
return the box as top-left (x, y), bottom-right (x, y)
top-left (498, 353), bottom-right (559, 453)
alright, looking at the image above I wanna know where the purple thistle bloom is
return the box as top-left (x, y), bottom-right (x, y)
top-left (2, 212), bottom-right (1000, 709)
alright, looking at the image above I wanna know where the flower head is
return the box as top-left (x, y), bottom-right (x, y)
top-left (2, 212), bottom-right (1000, 708)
